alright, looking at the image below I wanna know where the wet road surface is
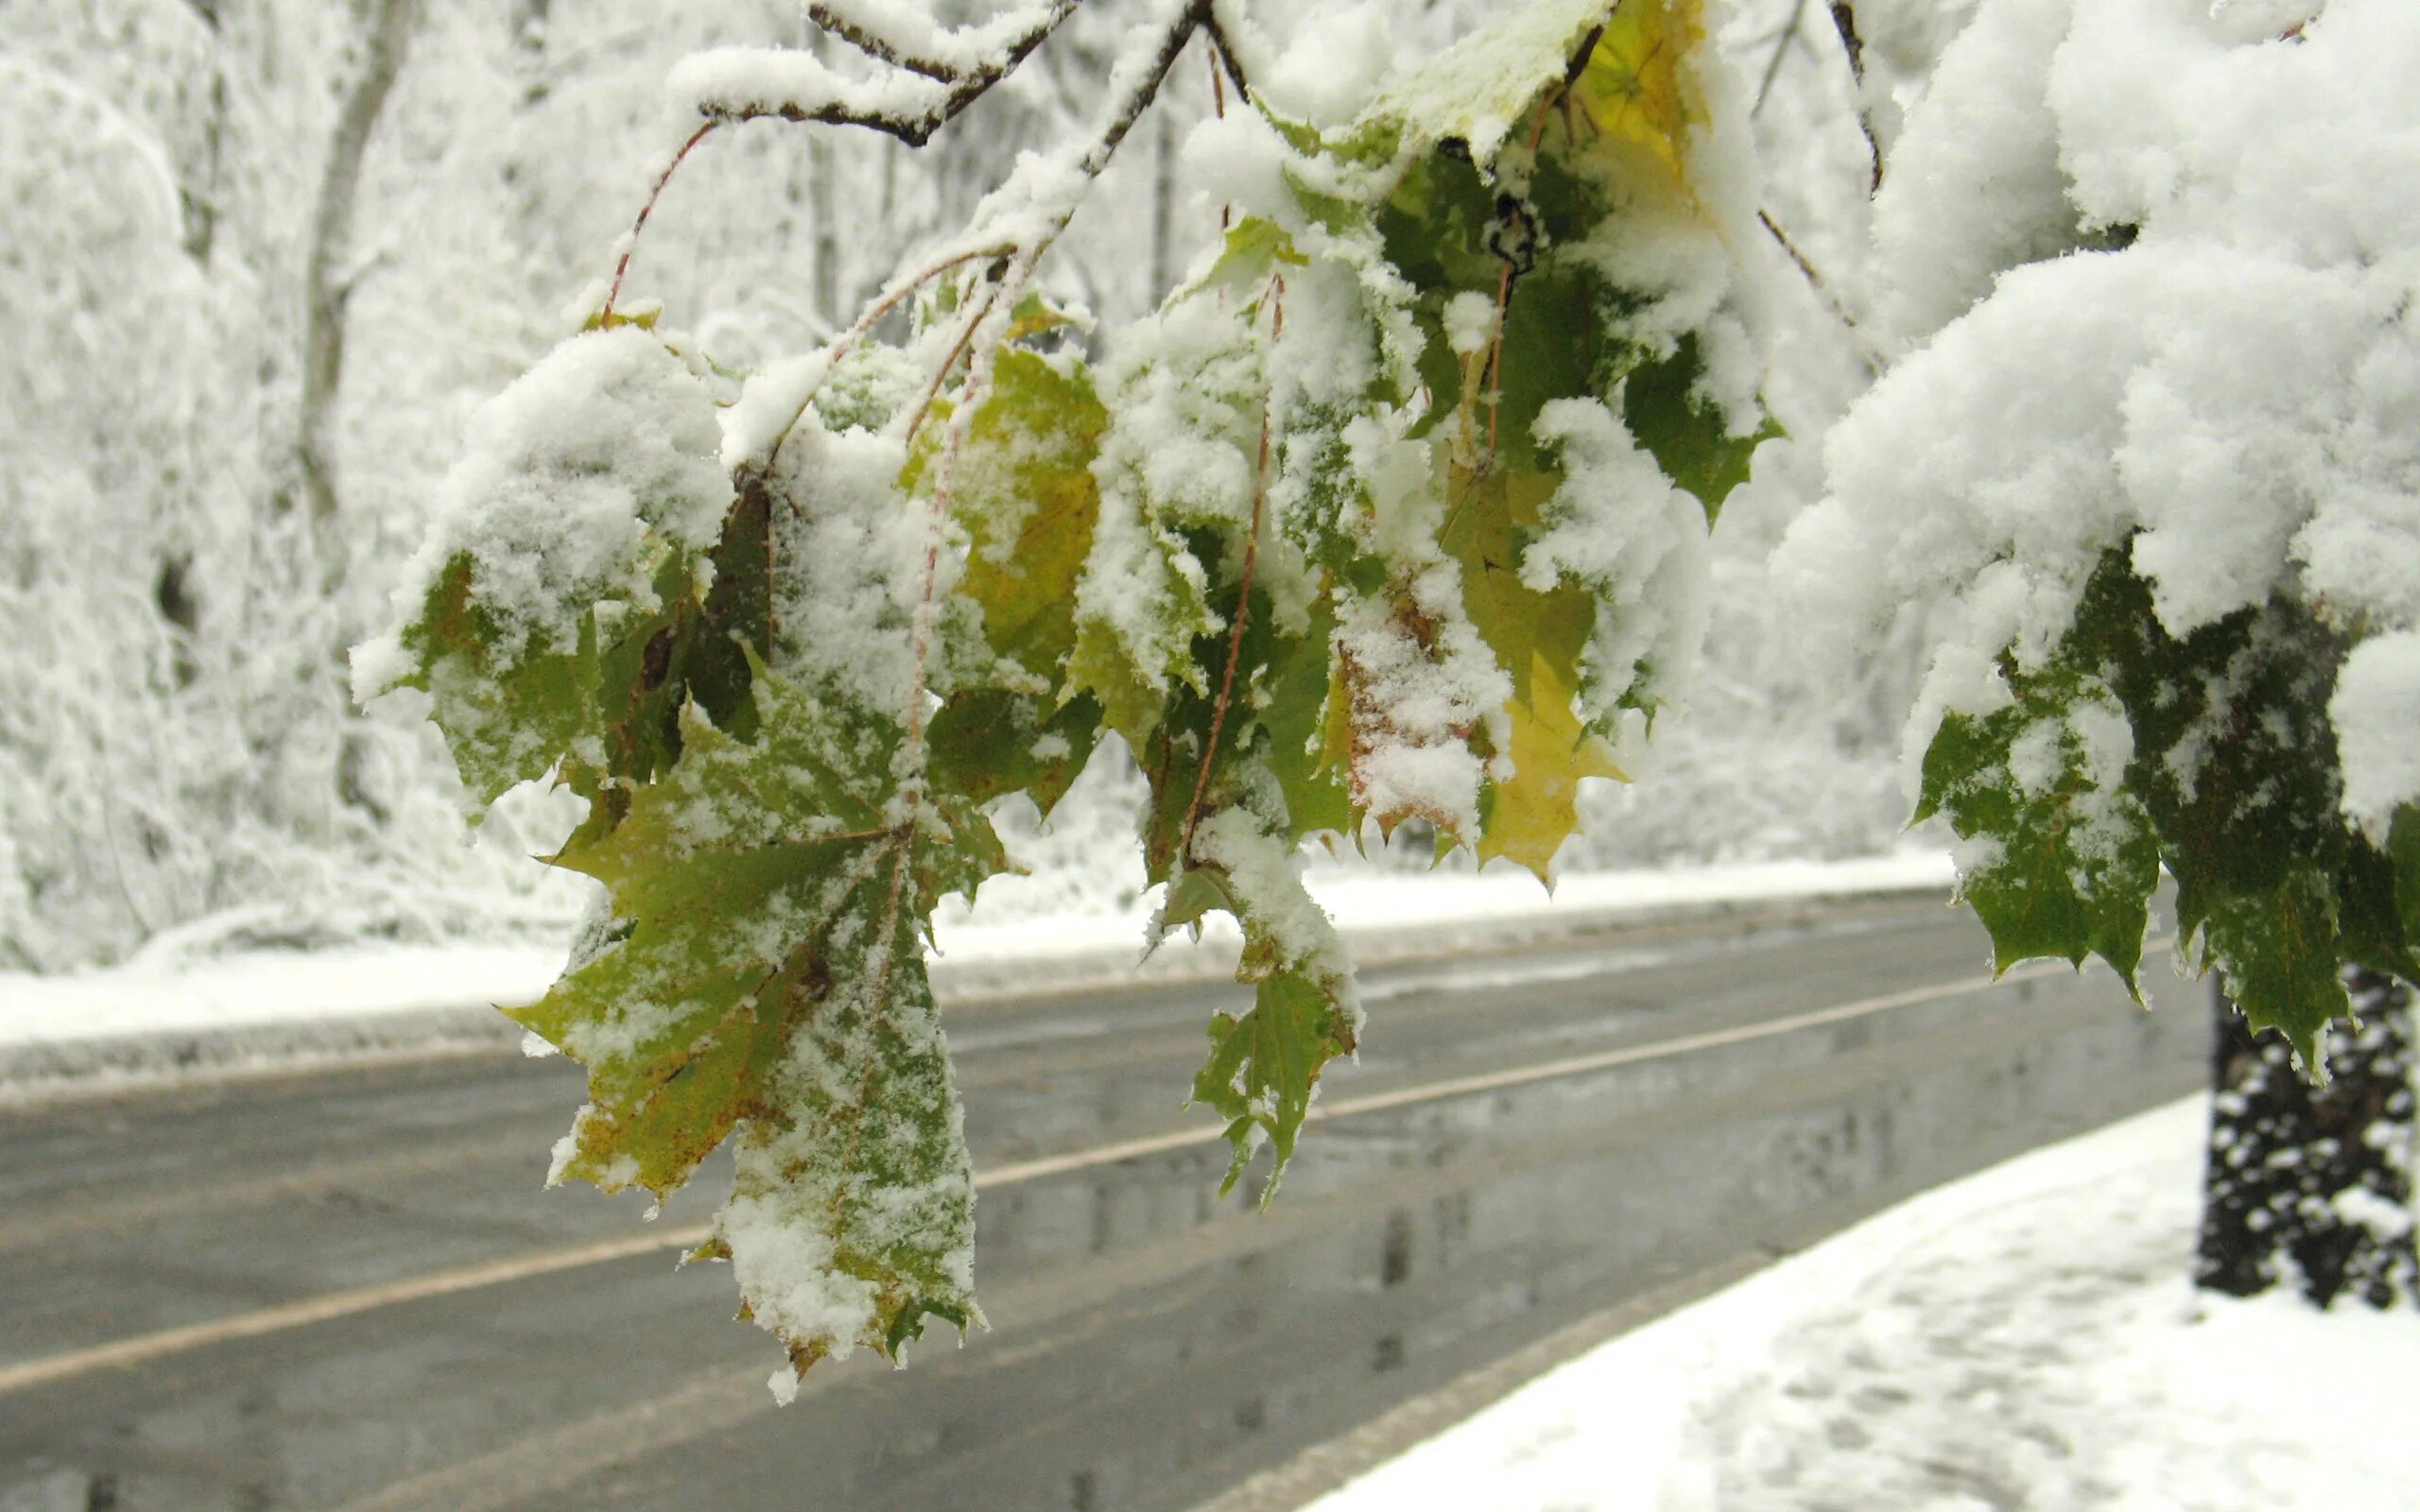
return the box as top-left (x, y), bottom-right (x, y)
top-left (0, 899), bottom-right (2208, 1511)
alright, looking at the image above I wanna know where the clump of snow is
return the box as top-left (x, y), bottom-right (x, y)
top-left (1336, 561), bottom-right (1504, 836)
top-left (1442, 290), bottom-right (1497, 357)
top-left (1526, 399), bottom-right (1711, 729)
top-left (1304, 1096), bottom-right (2420, 1512)
top-left (1254, 3), bottom-right (1406, 129)
top-left (1862, 0), bottom-right (2078, 350)
top-left (765, 417), bottom-right (946, 713)
top-left (1365, 0), bottom-right (1612, 165)
top-left (2331, 632), bottom-right (2420, 837)
top-left (715, 1185), bottom-right (884, 1366)
top-left (363, 327), bottom-right (730, 687)
top-left (1779, 0), bottom-right (2420, 808)
top-left (1189, 803), bottom-right (1363, 1033)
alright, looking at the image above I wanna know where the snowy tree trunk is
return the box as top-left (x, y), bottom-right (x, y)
top-left (301, 0), bottom-right (421, 532)
top-left (2196, 968), bottom-right (2419, 1309)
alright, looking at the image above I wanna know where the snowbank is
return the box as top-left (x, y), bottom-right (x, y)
top-left (1303, 1096), bottom-right (2420, 1511)
top-left (0, 850), bottom-right (1950, 1094)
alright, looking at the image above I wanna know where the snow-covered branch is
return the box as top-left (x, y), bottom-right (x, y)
top-left (675, 0), bottom-right (1089, 148)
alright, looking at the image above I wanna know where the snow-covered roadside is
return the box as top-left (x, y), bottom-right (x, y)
top-left (1303, 1097), bottom-right (2420, 1512)
top-left (0, 851), bottom-right (1951, 1094)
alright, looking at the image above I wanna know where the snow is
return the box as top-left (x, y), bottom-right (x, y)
top-left (670, 46), bottom-right (950, 128)
top-left (1253, 4), bottom-right (1405, 129)
top-left (1304, 1096), bottom-right (2420, 1512)
top-left (2332, 632), bottom-right (2420, 837)
top-left (357, 326), bottom-right (731, 691)
top-left (1367, 0), bottom-right (1610, 165)
top-left (0, 942), bottom-right (567, 1050)
top-left (1336, 559), bottom-right (1505, 838)
top-left (810, 0), bottom-right (1069, 79)
top-left (1526, 398), bottom-right (1713, 728)
top-left (1777, 0), bottom-right (2420, 825)
top-left (1863, 0), bottom-right (2075, 350)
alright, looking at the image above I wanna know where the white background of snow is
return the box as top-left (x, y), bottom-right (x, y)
top-left (1303, 1095), bottom-right (2420, 1512)
top-left (0, 850), bottom-right (1950, 1053)
top-left (1, 0), bottom-right (1925, 976)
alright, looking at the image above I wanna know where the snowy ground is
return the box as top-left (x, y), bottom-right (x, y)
top-left (0, 850), bottom-right (1950, 1058)
top-left (1304, 1097), bottom-right (2420, 1512)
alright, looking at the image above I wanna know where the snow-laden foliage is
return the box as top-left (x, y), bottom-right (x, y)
top-left (362, 0), bottom-right (1775, 1386)
top-left (1778, 0), bottom-right (2420, 1062)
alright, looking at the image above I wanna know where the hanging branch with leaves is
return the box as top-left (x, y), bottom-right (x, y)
top-left (356, 0), bottom-right (1776, 1397)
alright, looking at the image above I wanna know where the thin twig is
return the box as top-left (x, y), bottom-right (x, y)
top-left (761, 243), bottom-right (1012, 468)
top-left (1184, 274), bottom-right (1283, 860)
top-left (601, 121), bottom-right (716, 321)
top-left (1200, 9), bottom-right (1251, 100)
top-left (894, 0), bottom-right (1216, 785)
top-left (1758, 207), bottom-right (1881, 370)
top-left (713, 0), bottom-right (1086, 147)
top-left (1753, 0), bottom-right (1809, 115)
top-left (1828, 3), bottom-right (1882, 191)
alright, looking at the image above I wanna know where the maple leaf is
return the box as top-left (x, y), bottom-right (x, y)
top-left (511, 666), bottom-right (1002, 1372)
top-left (914, 348), bottom-right (1111, 812)
top-left (1164, 806), bottom-right (1360, 1196)
top-left (1915, 679), bottom-right (2159, 990)
top-left (1442, 465), bottom-right (1626, 881)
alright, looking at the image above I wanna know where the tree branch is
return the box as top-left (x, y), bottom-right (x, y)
top-left (1829, 3), bottom-right (1882, 191)
top-left (1198, 9), bottom-right (1251, 101)
top-left (700, 0), bottom-right (1087, 148)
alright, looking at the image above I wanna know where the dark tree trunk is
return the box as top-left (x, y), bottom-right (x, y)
top-left (2195, 967), bottom-right (2418, 1309)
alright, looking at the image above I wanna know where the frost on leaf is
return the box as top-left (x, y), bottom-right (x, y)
top-left (511, 667), bottom-right (1000, 1373)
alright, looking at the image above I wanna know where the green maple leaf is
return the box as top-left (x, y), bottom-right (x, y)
top-left (1914, 679), bottom-right (2159, 990)
top-left (914, 348), bottom-right (1109, 685)
top-left (369, 327), bottom-right (737, 815)
top-left (1163, 820), bottom-right (1359, 1197)
top-left (1928, 550), bottom-right (2414, 1068)
top-left (911, 349), bottom-right (1111, 815)
top-left (511, 667), bottom-right (1002, 1371)
top-left (392, 545), bottom-right (692, 812)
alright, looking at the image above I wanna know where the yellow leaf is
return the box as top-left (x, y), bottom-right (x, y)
top-left (1481, 640), bottom-right (1629, 881)
top-left (1562, 0), bottom-right (1705, 202)
top-left (1443, 464), bottom-right (1628, 882)
top-left (907, 350), bottom-right (1108, 680)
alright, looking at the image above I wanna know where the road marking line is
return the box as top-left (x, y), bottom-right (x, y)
top-left (0, 945), bottom-right (2158, 1397)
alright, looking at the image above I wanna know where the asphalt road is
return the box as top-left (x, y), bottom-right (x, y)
top-left (0, 899), bottom-right (2208, 1512)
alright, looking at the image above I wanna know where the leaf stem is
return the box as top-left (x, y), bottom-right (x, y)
top-left (1183, 274), bottom-right (1283, 861)
top-left (600, 121), bottom-right (717, 323)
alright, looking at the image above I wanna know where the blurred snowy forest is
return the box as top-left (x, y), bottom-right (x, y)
top-left (0, 0), bottom-right (1967, 972)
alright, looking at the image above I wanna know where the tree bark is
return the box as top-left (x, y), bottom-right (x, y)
top-left (2196, 967), bottom-right (2418, 1309)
